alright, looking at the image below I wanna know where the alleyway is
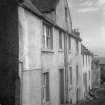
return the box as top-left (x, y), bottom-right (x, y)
top-left (77, 87), bottom-right (105, 105)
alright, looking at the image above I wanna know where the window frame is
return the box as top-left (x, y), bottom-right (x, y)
top-left (59, 31), bottom-right (63, 49)
top-left (69, 67), bottom-right (72, 85)
top-left (68, 36), bottom-right (71, 50)
top-left (42, 23), bottom-right (53, 49)
top-left (76, 40), bottom-right (79, 54)
top-left (42, 72), bottom-right (50, 102)
top-left (76, 65), bottom-right (79, 85)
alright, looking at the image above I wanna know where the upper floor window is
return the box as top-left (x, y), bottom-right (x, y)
top-left (86, 55), bottom-right (87, 65)
top-left (69, 67), bottom-right (72, 85)
top-left (83, 54), bottom-right (84, 66)
top-left (68, 36), bottom-right (71, 50)
top-left (42, 23), bottom-right (53, 49)
top-left (76, 65), bottom-right (79, 84)
top-left (76, 40), bottom-right (79, 54)
top-left (59, 31), bottom-right (63, 49)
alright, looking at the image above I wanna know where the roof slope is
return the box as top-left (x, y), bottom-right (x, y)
top-left (21, 0), bottom-right (41, 15)
top-left (30, 0), bottom-right (59, 13)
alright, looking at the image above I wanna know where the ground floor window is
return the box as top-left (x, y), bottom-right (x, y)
top-left (59, 69), bottom-right (65, 104)
top-left (42, 72), bottom-right (50, 102)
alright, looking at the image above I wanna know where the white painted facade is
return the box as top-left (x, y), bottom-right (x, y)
top-left (81, 46), bottom-right (93, 99)
top-left (18, 0), bottom-right (92, 105)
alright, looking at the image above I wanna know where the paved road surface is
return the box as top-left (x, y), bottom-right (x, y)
top-left (82, 87), bottom-right (105, 105)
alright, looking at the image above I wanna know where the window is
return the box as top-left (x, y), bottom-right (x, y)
top-left (76, 65), bottom-right (79, 84)
top-left (83, 54), bottom-right (84, 65)
top-left (42, 23), bottom-right (53, 49)
top-left (76, 40), bottom-right (79, 54)
top-left (69, 67), bottom-right (72, 84)
top-left (59, 31), bottom-right (63, 49)
top-left (86, 55), bottom-right (87, 65)
top-left (65, 7), bottom-right (68, 22)
top-left (42, 72), bottom-right (50, 102)
top-left (68, 36), bottom-right (71, 50)
top-left (89, 71), bottom-right (91, 80)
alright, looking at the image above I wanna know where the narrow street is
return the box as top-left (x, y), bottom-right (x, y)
top-left (78, 87), bottom-right (105, 105)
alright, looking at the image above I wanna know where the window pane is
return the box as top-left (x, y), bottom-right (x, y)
top-left (43, 23), bottom-right (53, 49)
top-left (46, 37), bottom-right (51, 49)
top-left (70, 67), bottom-right (72, 84)
top-left (76, 65), bottom-right (78, 84)
top-left (76, 40), bottom-right (79, 53)
top-left (42, 35), bottom-right (45, 48)
top-left (59, 31), bottom-right (62, 49)
top-left (69, 36), bottom-right (71, 50)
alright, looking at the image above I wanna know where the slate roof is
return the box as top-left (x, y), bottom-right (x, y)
top-left (21, 0), bottom-right (41, 15)
top-left (30, 0), bottom-right (59, 13)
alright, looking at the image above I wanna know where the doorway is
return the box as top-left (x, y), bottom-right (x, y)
top-left (59, 69), bottom-right (65, 104)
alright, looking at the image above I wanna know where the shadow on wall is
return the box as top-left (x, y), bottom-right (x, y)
top-left (0, 4), bottom-right (19, 105)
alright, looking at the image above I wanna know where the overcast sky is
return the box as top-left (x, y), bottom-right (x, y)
top-left (68, 0), bottom-right (105, 57)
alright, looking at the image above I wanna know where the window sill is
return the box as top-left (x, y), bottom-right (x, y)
top-left (58, 49), bottom-right (64, 52)
top-left (41, 48), bottom-right (54, 53)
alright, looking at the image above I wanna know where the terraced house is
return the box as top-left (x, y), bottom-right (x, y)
top-left (0, 0), bottom-right (93, 105)
top-left (81, 45), bottom-right (93, 100)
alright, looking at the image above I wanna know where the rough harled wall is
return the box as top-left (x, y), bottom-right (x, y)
top-left (0, 4), bottom-right (18, 105)
top-left (18, 7), bottom-right (42, 105)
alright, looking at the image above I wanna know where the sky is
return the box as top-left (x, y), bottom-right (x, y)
top-left (68, 0), bottom-right (105, 57)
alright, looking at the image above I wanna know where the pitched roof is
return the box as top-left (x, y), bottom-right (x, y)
top-left (21, 0), bottom-right (41, 15)
top-left (31, 0), bottom-right (59, 12)
top-left (30, 0), bottom-right (59, 13)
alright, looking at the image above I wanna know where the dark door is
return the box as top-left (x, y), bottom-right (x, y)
top-left (59, 69), bottom-right (64, 104)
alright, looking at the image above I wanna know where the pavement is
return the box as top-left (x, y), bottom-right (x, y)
top-left (76, 87), bottom-right (105, 105)
top-left (63, 86), bottom-right (105, 105)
